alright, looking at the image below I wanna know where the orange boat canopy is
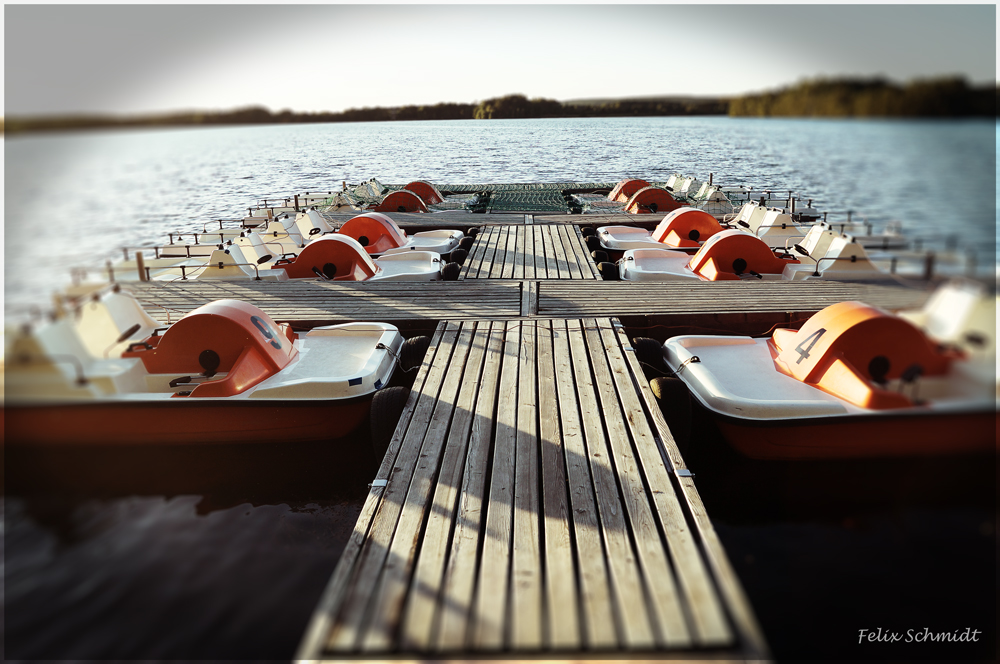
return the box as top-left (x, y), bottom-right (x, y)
top-left (625, 186), bottom-right (682, 214)
top-left (686, 229), bottom-right (799, 280)
top-left (272, 236), bottom-right (379, 281)
top-left (373, 189), bottom-right (429, 213)
top-left (403, 180), bottom-right (444, 205)
top-left (122, 300), bottom-right (297, 398)
top-left (771, 301), bottom-right (955, 410)
top-left (338, 213), bottom-right (408, 254)
top-left (652, 207), bottom-right (724, 248)
top-left (609, 178), bottom-right (650, 202)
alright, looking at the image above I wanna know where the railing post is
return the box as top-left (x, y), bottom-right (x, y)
top-left (137, 251), bottom-right (148, 282)
top-left (922, 252), bottom-right (935, 281)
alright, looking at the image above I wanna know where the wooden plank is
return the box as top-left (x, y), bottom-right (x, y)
top-left (400, 322), bottom-right (489, 649)
top-left (501, 226), bottom-right (518, 280)
top-left (550, 319), bottom-right (617, 648)
top-left (510, 320), bottom-right (542, 648)
top-left (608, 322), bottom-right (769, 659)
top-left (471, 320), bottom-right (520, 649)
top-left (547, 225), bottom-right (571, 279)
top-left (325, 325), bottom-right (460, 651)
top-left (434, 322), bottom-right (506, 651)
top-left (361, 322), bottom-right (476, 650)
top-left (565, 319), bottom-right (654, 648)
top-left (297, 322), bottom-right (447, 661)
top-left (489, 226), bottom-right (512, 280)
top-left (523, 223), bottom-right (536, 281)
top-left (476, 225), bottom-right (502, 280)
top-left (573, 225), bottom-right (601, 279)
top-left (582, 320), bottom-right (695, 649)
top-left (532, 225), bottom-right (546, 279)
top-left (460, 228), bottom-right (489, 280)
top-left (557, 224), bottom-right (586, 280)
top-left (600, 322), bottom-right (730, 646)
top-left (519, 281), bottom-right (534, 318)
top-left (535, 320), bottom-right (580, 649)
top-left (513, 227), bottom-right (526, 281)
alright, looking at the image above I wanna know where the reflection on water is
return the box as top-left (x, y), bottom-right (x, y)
top-left (5, 436), bottom-right (377, 659)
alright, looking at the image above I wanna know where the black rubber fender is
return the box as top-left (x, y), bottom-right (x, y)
top-left (441, 262), bottom-right (461, 281)
top-left (450, 248), bottom-right (468, 266)
top-left (459, 236), bottom-right (475, 251)
top-left (591, 249), bottom-right (609, 264)
top-left (632, 337), bottom-right (665, 375)
top-left (598, 262), bottom-right (620, 281)
top-left (400, 336), bottom-right (431, 373)
top-left (586, 235), bottom-right (603, 253)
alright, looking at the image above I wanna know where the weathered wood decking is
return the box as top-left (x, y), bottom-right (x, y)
top-left (117, 209), bottom-right (938, 662)
top-left (126, 278), bottom-right (930, 329)
top-left (460, 223), bottom-right (598, 280)
top-left (296, 318), bottom-right (767, 660)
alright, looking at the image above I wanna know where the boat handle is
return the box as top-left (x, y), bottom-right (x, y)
top-left (675, 355), bottom-right (701, 374)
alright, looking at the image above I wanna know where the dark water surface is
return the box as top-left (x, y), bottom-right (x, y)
top-left (4, 117), bottom-right (997, 660)
top-left (6, 436), bottom-right (378, 659)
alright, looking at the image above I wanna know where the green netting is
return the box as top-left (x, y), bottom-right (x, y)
top-left (326, 179), bottom-right (688, 213)
top-left (486, 191), bottom-right (570, 212)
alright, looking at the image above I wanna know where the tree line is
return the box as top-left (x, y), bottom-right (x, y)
top-left (3, 78), bottom-right (995, 133)
top-left (728, 76), bottom-right (995, 118)
top-left (1, 94), bottom-right (727, 133)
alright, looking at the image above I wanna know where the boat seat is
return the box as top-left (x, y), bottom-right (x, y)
top-left (687, 229), bottom-right (799, 280)
top-left (73, 289), bottom-right (162, 358)
top-left (339, 213), bottom-right (408, 254)
top-left (122, 300), bottom-right (297, 398)
top-left (273, 235), bottom-right (380, 280)
top-left (651, 207), bottom-right (723, 248)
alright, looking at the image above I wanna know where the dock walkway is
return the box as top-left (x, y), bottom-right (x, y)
top-left (118, 208), bottom-right (936, 662)
top-left (296, 318), bottom-right (766, 659)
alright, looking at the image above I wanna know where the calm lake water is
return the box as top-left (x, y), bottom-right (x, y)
top-left (4, 116), bottom-right (997, 659)
top-left (4, 116), bottom-right (997, 316)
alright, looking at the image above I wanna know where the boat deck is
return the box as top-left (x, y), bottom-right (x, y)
top-left (295, 318), bottom-right (767, 659)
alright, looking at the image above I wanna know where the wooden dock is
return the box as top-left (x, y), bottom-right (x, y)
top-left (295, 318), bottom-right (766, 659)
top-left (127, 277), bottom-right (929, 331)
top-left (118, 209), bottom-right (938, 662)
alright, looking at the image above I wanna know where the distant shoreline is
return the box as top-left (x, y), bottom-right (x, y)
top-left (4, 78), bottom-right (995, 134)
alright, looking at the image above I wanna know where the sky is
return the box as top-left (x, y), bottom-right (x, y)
top-left (3, 4), bottom-right (997, 117)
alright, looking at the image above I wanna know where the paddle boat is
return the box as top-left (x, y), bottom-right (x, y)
top-left (728, 202), bottom-right (907, 250)
top-left (336, 212), bottom-right (470, 258)
top-left (270, 235), bottom-right (459, 281)
top-left (659, 299), bottom-right (997, 459)
top-left (102, 230), bottom-right (461, 283)
top-left (3, 292), bottom-right (415, 446)
top-left (603, 226), bottom-right (896, 282)
top-left (897, 279), bottom-right (997, 360)
top-left (157, 209), bottom-right (331, 259)
top-left (591, 207), bottom-right (725, 255)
